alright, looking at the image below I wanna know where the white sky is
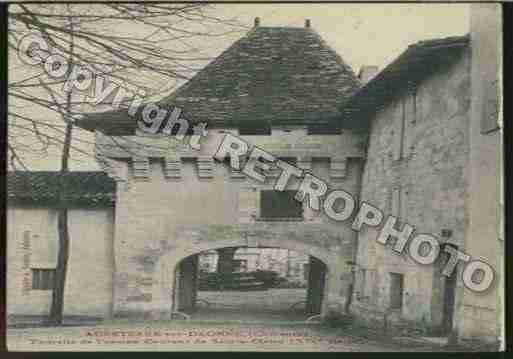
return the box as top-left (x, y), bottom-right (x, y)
top-left (214, 3), bottom-right (469, 72)
top-left (9, 3), bottom-right (470, 171)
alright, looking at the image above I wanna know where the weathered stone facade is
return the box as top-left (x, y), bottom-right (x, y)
top-left (457, 4), bottom-right (502, 345)
top-left (350, 4), bottom-right (502, 346)
top-left (95, 127), bottom-right (366, 318)
top-left (352, 45), bottom-right (472, 334)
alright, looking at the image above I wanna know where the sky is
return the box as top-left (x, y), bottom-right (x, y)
top-left (9, 3), bottom-right (470, 171)
top-left (214, 3), bottom-right (469, 72)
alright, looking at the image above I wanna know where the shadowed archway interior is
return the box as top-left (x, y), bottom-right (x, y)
top-left (172, 246), bottom-right (328, 323)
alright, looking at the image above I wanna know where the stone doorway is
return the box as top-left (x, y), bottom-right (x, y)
top-left (441, 244), bottom-right (458, 335)
top-left (305, 256), bottom-right (327, 315)
top-left (442, 268), bottom-right (457, 334)
top-left (432, 243), bottom-right (459, 336)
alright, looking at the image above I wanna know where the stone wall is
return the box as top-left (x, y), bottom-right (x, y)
top-left (456, 3), bottom-right (502, 345)
top-left (7, 207), bottom-right (115, 319)
top-left (96, 127), bottom-right (366, 318)
top-left (353, 48), bottom-right (472, 332)
top-left (352, 5), bottom-right (503, 346)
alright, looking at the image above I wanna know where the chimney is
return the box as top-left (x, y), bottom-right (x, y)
top-left (254, 17), bottom-right (260, 27)
top-left (305, 19), bottom-right (311, 28)
top-left (358, 65), bottom-right (379, 85)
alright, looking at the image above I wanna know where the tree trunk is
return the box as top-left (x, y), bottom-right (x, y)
top-left (47, 10), bottom-right (74, 326)
top-left (216, 247), bottom-right (237, 274)
top-left (47, 206), bottom-right (70, 325)
top-left (46, 119), bottom-right (73, 326)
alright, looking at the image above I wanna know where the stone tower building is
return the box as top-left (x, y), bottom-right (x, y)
top-left (74, 20), bottom-right (367, 318)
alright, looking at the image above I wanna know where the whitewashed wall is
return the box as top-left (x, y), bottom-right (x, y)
top-left (7, 207), bottom-right (115, 318)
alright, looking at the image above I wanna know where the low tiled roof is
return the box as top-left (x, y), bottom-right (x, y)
top-left (339, 35), bottom-right (470, 129)
top-left (7, 171), bottom-right (115, 206)
top-left (76, 26), bottom-right (360, 134)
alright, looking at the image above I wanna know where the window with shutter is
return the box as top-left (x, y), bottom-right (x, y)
top-left (260, 190), bottom-right (303, 220)
top-left (31, 268), bottom-right (55, 290)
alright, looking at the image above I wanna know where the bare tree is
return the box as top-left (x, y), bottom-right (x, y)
top-left (8, 3), bottom-right (247, 325)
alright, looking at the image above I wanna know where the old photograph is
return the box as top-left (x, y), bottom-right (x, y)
top-left (5, 2), bottom-right (504, 352)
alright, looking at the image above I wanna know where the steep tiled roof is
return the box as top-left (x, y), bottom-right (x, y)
top-left (77, 26), bottom-right (360, 134)
top-left (7, 171), bottom-right (115, 206)
top-left (339, 35), bottom-right (470, 129)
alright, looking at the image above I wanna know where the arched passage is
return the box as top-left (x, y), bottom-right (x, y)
top-left (171, 245), bottom-right (330, 322)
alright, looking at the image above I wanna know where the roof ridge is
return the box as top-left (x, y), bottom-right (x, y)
top-left (77, 24), bottom-right (360, 132)
top-left (252, 26), bottom-right (312, 30)
top-left (8, 171), bottom-right (115, 206)
top-left (140, 23), bottom-right (359, 124)
top-left (339, 33), bottom-right (470, 128)
top-left (8, 170), bottom-right (107, 173)
top-left (408, 34), bottom-right (470, 49)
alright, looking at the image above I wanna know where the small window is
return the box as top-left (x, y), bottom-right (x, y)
top-left (239, 126), bottom-right (271, 135)
top-left (389, 272), bottom-right (404, 310)
top-left (32, 268), bottom-right (55, 290)
top-left (307, 124), bottom-right (341, 135)
top-left (260, 190), bottom-right (303, 220)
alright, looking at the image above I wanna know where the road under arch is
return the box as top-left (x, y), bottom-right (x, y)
top-left (172, 247), bottom-right (328, 323)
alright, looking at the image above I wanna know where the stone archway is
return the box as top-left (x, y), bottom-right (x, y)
top-left (111, 226), bottom-right (355, 321)
top-left (171, 246), bottom-right (329, 322)
top-left (156, 237), bottom-right (342, 322)
top-left (163, 236), bottom-right (338, 272)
